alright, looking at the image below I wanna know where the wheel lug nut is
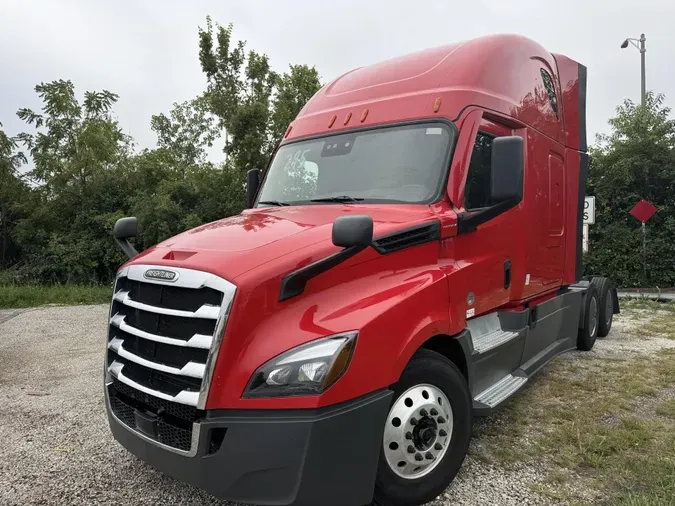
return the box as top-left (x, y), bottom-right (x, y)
top-left (439, 429), bottom-right (447, 437)
top-left (410, 417), bottom-right (418, 426)
top-left (434, 442), bottom-right (443, 450)
top-left (437, 416), bottom-right (446, 424)
top-left (405, 431), bottom-right (413, 440)
top-left (407, 445), bottom-right (415, 454)
top-left (420, 408), bottom-right (428, 417)
top-left (430, 408), bottom-right (438, 416)
top-left (415, 453), bottom-right (423, 461)
top-left (425, 452), bottom-right (434, 460)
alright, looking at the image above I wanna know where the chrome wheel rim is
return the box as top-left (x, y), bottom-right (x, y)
top-left (605, 292), bottom-right (613, 326)
top-left (383, 384), bottom-right (453, 479)
top-left (589, 297), bottom-right (598, 337)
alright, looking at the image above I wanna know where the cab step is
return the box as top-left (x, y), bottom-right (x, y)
top-left (474, 374), bottom-right (528, 408)
top-left (467, 312), bottom-right (523, 355)
top-left (472, 328), bottom-right (519, 354)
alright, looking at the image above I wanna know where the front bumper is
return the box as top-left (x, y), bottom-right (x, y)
top-left (106, 386), bottom-right (392, 506)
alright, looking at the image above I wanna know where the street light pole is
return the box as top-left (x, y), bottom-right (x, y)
top-left (621, 33), bottom-right (647, 106)
top-left (640, 34), bottom-right (646, 107)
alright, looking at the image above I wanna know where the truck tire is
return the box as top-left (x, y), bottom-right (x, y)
top-left (372, 349), bottom-right (471, 506)
top-left (577, 284), bottom-right (600, 351)
top-left (591, 277), bottom-right (614, 338)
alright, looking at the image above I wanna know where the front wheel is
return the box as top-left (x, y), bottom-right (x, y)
top-left (373, 349), bottom-right (472, 506)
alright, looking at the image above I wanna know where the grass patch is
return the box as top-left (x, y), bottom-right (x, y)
top-left (472, 340), bottom-right (675, 504)
top-left (655, 398), bottom-right (675, 418)
top-left (620, 298), bottom-right (675, 314)
top-left (638, 314), bottom-right (675, 340)
top-left (0, 284), bottom-right (112, 309)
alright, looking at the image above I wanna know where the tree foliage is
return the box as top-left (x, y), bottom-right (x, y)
top-left (0, 19), bottom-right (321, 285)
top-left (0, 122), bottom-right (29, 269)
top-left (1, 19), bottom-right (673, 289)
top-left (585, 92), bottom-right (675, 287)
top-left (198, 18), bottom-right (320, 174)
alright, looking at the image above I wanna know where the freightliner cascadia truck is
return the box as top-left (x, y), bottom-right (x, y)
top-left (105, 34), bottom-right (618, 506)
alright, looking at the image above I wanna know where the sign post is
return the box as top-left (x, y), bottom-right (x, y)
top-left (629, 199), bottom-right (658, 284)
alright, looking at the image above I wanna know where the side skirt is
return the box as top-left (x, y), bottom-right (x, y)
top-left (469, 290), bottom-right (583, 416)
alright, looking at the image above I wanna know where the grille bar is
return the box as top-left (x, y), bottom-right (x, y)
top-left (108, 338), bottom-right (206, 378)
top-left (108, 361), bottom-right (200, 406)
top-left (110, 313), bottom-right (213, 349)
top-left (113, 290), bottom-right (220, 320)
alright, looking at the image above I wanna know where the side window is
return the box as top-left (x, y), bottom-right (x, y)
top-left (540, 68), bottom-right (559, 118)
top-left (464, 133), bottom-right (493, 210)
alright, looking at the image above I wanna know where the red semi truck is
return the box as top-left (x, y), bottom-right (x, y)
top-left (106, 34), bottom-right (617, 506)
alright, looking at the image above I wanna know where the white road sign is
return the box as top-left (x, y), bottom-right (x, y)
top-left (583, 196), bottom-right (595, 225)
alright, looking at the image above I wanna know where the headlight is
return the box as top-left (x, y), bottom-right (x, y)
top-left (244, 332), bottom-right (357, 398)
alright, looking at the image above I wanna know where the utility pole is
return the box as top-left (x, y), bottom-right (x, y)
top-left (621, 33), bottom-right (647, 106)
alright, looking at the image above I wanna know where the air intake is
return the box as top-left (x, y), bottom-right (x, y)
top-left (372, 221), bottom-right (441, 254)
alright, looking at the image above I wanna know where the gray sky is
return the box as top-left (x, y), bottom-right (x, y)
top-left (1, 0), bottom-right (673, 160)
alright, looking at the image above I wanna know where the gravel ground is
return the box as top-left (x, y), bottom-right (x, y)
top-left (0, 303), bottom-right (670, 506)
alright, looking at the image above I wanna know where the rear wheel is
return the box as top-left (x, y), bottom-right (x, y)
top-left (373, 349), bottom-right (471, 506)
top-left (592, 277), bottom-right (614, 337)
top-left (577, 284), bottom-right (600, 351)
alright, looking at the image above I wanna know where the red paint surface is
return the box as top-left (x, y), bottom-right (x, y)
top-left (630, 199), bottom-right (657, 223)
top-left (121, 35), bottom-right (586, 410)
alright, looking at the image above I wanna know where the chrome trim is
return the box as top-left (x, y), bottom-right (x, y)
top-left (144, 268), bottom-right (179, 283)
top-left (108, 361), bottom-right (200, 406)
top-left (110, 314), bottom-right (213, 350)
top-left (113, 290), bottom-right (220, 319)
top-left (108, 338), bottom-right (206, 379)
top-left (104, 382), bottom-right (200, 457)
top-left (107, 264), bottom-right (237, 414)
top-left (197, 281), bottom-right (236, 409)
top-left (120, 264), bottom-right (234, 292)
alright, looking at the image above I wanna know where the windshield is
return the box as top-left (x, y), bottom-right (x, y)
top-left (256, 122), bottom-right (454, 206)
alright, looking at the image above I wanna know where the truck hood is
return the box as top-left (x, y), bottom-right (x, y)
top-left (128, 204), bottom-right (437, 282)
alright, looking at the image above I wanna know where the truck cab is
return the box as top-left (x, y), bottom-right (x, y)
top-left (105, 34), bottom-right (615, 506)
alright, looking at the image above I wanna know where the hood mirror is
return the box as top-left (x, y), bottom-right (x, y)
top-left (332, 215), bottom-right (374, 248)
top-left (113, 217), bottom-right (139, 259)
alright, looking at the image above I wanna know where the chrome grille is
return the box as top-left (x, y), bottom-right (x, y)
top-left (105, 264), bottom-right (235, 453)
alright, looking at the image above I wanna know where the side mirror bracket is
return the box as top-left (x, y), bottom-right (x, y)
top-left (279, 215), bottom-right (374, 301)
top-left (246, 169), bottom-right (261, 208)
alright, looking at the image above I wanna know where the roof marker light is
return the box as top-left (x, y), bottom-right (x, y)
top-left (328, 115), bottom-right (337, 128)
top-left (284, 125), bottom-right (292, 138)
top-left (361, 109), bottom-right (369, 122)
top-left (344, 112), bottom-right (352, 125)
top-left (433, 97), bottom-right (442, 113)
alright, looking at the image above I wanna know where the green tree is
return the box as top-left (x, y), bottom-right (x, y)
top-left (150, 96), bottom-right (219, 167)
top-left (14, 80), bottom-right (132, 283)
top-left (198, 18), bottom-right (321, 174)
top-left (585, 92), bottom-right (675, 287)
top-left (0, 122), bottom-right (29, 270)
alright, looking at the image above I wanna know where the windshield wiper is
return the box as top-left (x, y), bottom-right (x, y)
top-left (258, 200), bottom-right (291, 207)
top-left (309, 195), bottom-right (364, 203)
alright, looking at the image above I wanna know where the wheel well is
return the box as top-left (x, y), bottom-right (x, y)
top-left (420, 334), bottom-right (469, 383)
